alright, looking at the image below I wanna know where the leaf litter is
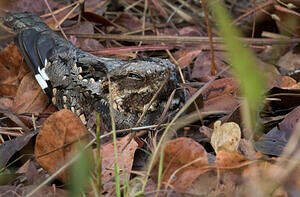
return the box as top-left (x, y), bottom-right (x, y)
top-left (0, 0), bottom-right (299, 196)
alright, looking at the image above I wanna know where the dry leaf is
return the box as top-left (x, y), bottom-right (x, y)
top-left (211, 121), bottom-right (241, 153)
top-left (241, 161), bottom-right (288, 196)
top-left (184, 150), bottom-right (248, 195)
top-left (271, 75), bottom-right (297, 88)
top-left (238, 138), bottom-right (259, 160)
top-left (34, 109), bottom-right (89, 182)
top-left (0, 97), bottom-right (13, 109)
top-left (0, 130), bottom-right (37, 169)
top-left (277, 50), bottom-right (300, 76)
top-left (174, 48), bottom-right (202, 69)
top-left (17, 159), bottom-right (46, 185)
top-left (152, 137), bottom-right (208, 192)
top-left (0, 42), bottom-right (26, 85)
top-left (285, 82), bottom-right (300, 89)
top-left (94, 134), bottom-right (138, 191)
top-left (185, 151), bottom-right (247, 196)
top-left (114, 12), bottom-right (142, 31)
top-left (65, 22), bottom-right (103, 51)
top-left (274, 6), bottom-right (300, 37)
top-left (0, 43), bottom-right (47, 111)
top-left (192, 52), bottom-right (229, 82)
top-left (12, 72), bottom-right (49, 114)
top-left (0, 84), bottom-right (18, 97)
top-left (179, 26), bottom-right (203, 36)
top-left (0, 185), bottom-right (69, 197)
top-left (203, 94), bottom-right (239, 113)
top-left (202, 78), bottom-right (238, 101)
top-left (214, 150), bottom-right (247, 168)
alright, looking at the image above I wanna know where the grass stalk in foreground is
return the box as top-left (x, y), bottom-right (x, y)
top-left (70, 149), bottom-right (91, 197)
top-left (108, 76), bottom-right (121, 197)
top-left (156, 149), bottom-right (164, 196)
top-left (96, 112), bottom-right (102, 192)
top-left (209, 0), bottom-right (266, 132)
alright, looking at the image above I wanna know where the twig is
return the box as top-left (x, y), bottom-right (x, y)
top-left (0, 130), bottom-right (22, 137)
top-left (88, 44), bottom-right (178, 55)
top-left (67, 33), bottom-right (300, 45)
top-left (232, 0), bottom-right (274, 25)
top-left (274, 4), bottom-right (300, 17)
top-left (0, 107), bottom-right (30, 132)
top-left (43, 0), bottom-right (68, 39)
top-left (165, 49), bottom-right (186, 83)
top-left (201, 0), bottom-right (216, 75)
top-left (40, 1), bottom-right (80, 18)
top-left (78, 0), bottom-right (85, 24)
top-left (55, 3), bottom-right (79, 29)
top-left (251, 0), bottom-right (257, 38)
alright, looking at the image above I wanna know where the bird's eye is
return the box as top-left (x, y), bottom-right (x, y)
top-left (127, 73), bottom-right (142, 80)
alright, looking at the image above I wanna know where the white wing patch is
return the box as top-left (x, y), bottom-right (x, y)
top-left (44, 58), bottom-right (48, 67)
top-left (38, 66), bottom-right (49, 80)
top-left (35, 74), bottom-right (48, 89)
top-left (35, 59), bottom-right (50, 91)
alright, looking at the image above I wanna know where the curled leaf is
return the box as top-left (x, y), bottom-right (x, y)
top-left (211, 121), bottom-right (241, 153)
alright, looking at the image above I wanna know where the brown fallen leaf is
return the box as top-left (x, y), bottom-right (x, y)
top-left (34, 109), bottom-right (89, 182)
top-left (238, 138), bottom-right (260, 160)
top-left (0, 84), bottom-right (18, 97)
top-left (241, 161), bottom-right (289, 196)
top-left (271, 75), bottom-right (297, 89)
top-left (274, 5), bottom-right (300, 37)
top-left (186, 169), bottom-right (240, 196)
top-left (65, 22), bottom-right (103, 51)
top-left (179, 26), bottom-right (203, 36)
top-left (0, 185), bottom-right (68, 197)
top-left (94, 134), bottom-right (138, 192)
top-left (286, 82), bottom-right (300, 89)
top-left (114, 12), bottom-right (142, 31)
top-left (202, 78), bottom-right (239, 101)
top-left (174, 47), bottom-right (202, 69)
top-left (17, 159), bottom-right (47, 185)
top-left (277, 50), bottom-right (300, 77)
top-left (184, 150), bottom-right (249, 195)
top-left (7, 0), bottom-right (61, 14)
top-left (199, 125), bottom-right (214, 139)
top-left (192, 52), bottom-right (229, 82)
top-left (203, 94), bottom-right (239, 113)
top-left (261, 87), bottom-right (300, 118)
top-left (214, 150), bottom-right (247, 168)
top-left (0, 97), bottom-right (13, 109)
top-left (12, 72), bottom-right (49, 114)
top-left (152, 137), bottom-right (208, 192)
top-left (0, 42), bottom-right (30, 109)
top-left (0, 42), bottom-right (27, 86)
top-left (0, 129), bottom-right (37, 169)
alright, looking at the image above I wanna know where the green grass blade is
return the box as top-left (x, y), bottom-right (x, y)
top-left (95, 112), bottom-right (102, 191)
top-left (70, 148), bottom-right (92, 197)
top-left (108, 77), bottom-right (121, 197)
top-left (209, 0), bottom-right (266, 132)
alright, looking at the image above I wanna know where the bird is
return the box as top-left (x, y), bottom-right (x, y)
top-left (2, 12), bottom-right (184, 130)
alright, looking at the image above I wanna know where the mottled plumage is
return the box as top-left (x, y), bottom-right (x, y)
top-left (3, 12), bottom-right (183, 129)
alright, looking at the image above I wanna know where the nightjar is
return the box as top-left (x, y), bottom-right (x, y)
top-left (2, 12), bottom-right (184, 129)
